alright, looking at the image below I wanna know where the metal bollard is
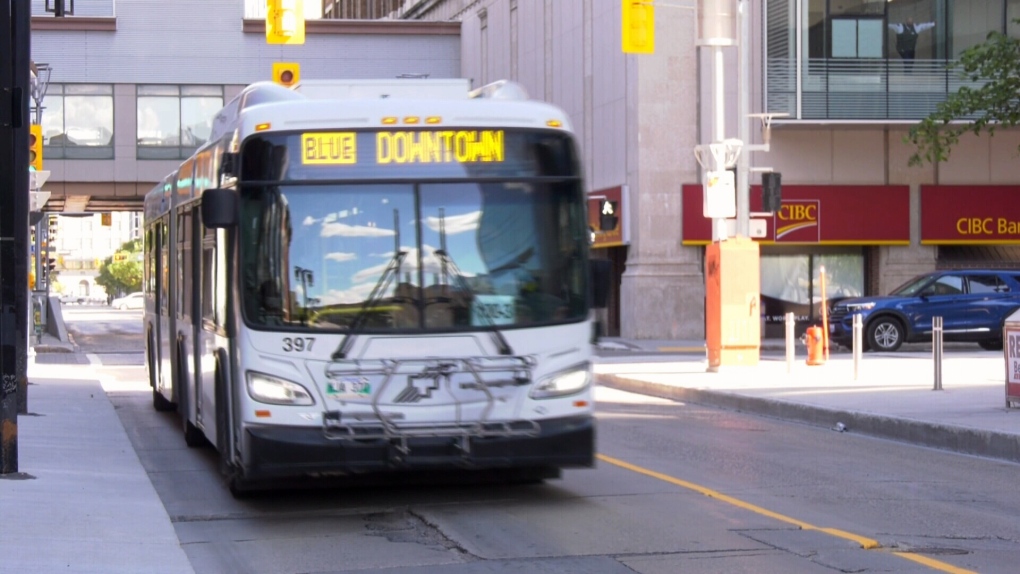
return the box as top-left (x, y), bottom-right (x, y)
top-left (852, 313), bottom-right (862, 380)
top-left (785, 312), bottom-right (795, 373)
top-left (933, 315), bottom-right (943, 390)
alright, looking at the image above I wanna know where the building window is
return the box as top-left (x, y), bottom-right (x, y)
top-left (766, 0), bottom-right (1014, 120)
top-left (41, 84), bottom-right (114, 159)
top-left (137, 85), bottom-right (223, 160)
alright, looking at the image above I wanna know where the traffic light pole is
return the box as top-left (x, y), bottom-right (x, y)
top-left (1, 0), bottom-right (33, 474)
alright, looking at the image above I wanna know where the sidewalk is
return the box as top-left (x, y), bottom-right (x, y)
top-left (0, 334), bottom-right (194, 574)
top-left (3, 335), bottom-right (1017, 574)
top-left (596, 337), bottom-right (1020, 464)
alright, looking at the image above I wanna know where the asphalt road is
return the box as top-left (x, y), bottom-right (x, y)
top-left (62, 307), bottom-right (1020, 573)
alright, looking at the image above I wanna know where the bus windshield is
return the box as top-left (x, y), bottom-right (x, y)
top-left (237, 130), bottom-right (589, 332)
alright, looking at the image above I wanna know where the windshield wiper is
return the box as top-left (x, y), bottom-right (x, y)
top-left (433, 248), bottom-right (514, 356)
top-left (331, 250), bottom-right (408, 360)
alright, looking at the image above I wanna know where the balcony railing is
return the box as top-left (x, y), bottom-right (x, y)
top-left (766, 58), bottom-right (986, 121)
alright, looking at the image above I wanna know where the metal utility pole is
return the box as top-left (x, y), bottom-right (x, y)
top-left (1, 0), bottom-right (33, 474)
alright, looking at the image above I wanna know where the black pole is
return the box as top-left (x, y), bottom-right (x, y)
top-left (1, 0), bottom-right (32, 474)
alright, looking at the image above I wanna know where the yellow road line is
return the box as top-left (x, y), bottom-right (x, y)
top-left (656, 346), bottom-right (705, 353)
top-left (597, 454), bottom-right (977, 574)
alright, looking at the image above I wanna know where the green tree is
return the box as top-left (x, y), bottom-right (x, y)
top-left (907, 24), bottom-right (1020, 166)
top-left (95, 239), bottom-right (143, 297)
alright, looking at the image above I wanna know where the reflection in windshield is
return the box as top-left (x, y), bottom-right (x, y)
top-left (239, 181), bottom-right (588, 332)
top-left (890, 274), bottom-right (935, 296)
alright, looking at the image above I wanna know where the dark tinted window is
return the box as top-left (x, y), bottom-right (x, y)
top-left (923, 274), bottom-right (964, 296)
top-left (967, 274), bottom-right (1006, 294)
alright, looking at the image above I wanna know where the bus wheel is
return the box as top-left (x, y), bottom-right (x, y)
top-left (152, 387), bottom-right (174, 412)
top-left (506, 466), bottom-right (559, 485)
top-left (227, 475), bottom-right (254, 499)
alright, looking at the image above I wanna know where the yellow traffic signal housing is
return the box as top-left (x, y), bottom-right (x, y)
top-left (622, 0), bottom-right (655, 54)
top-left (29, 124), bottom-right (43, 171)
top-left (267, 0), bottom-right (305, 45)
top-left (273, 62), bottom-right (301, 88)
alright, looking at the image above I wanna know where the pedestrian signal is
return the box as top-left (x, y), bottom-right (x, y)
top-left (29, 124), bottom-right (43, 171)
top-left (267, 0), bottom-right (305, 45)
top-left (622, 0), bottom-right (654, 54)
top-left (599, 200), bottom-right (619, 231)
top-left (273, 62), bottom-right (301, 88)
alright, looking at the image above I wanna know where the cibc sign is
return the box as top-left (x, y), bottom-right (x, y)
top-left (922, 185), bottom-right (1020, 244)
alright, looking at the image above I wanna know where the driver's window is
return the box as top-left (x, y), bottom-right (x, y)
top-left (931, 275), bottom-right (964, 295)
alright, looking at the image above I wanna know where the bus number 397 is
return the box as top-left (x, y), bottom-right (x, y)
top-left (282, 337), bottom-right (315, 352)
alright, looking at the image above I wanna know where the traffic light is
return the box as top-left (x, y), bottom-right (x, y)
top-left (267, 0), bottom-right (305, 45)
top-left (29, 124), bottom-right (43, 171)
top-left (622, 0), bottom-right (655, 54)
top-left (47, 214), bottom-right (58, 248)
top-left (599, 200), bottom-right (619, 231)
top-left (40, 257), bottom-right (56, 285)
top-left (762, 172), bottom-right (782, 213)
top-left (273, 62), bottom-right (301, 88)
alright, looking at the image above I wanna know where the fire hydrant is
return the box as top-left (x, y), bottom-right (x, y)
top-left (804, 325), bottom-right (826, 366)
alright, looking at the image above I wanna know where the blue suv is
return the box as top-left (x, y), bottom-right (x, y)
top-left (829, 269), bottom-right (1020, 352)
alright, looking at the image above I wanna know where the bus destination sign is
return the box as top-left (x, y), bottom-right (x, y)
top-left (302, 130), bottom-right (506, 166)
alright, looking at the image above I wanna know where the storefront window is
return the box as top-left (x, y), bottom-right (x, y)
top-left (40, 84), bottom-right (114, 160)
top-left (137, 85), bottom-right (223, 159)
top-left (760, 250), bottom-right (864, 337)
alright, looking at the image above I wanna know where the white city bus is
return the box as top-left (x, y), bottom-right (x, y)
top-left (143, 79), bottom-right (605, 494)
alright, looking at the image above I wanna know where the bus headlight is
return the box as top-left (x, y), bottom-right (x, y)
top-left (246, 371), bottom-right (315, 406)
top-left (530, 363), bottom-right (591, 399)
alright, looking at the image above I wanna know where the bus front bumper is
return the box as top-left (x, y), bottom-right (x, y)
top-left (240, 414), bottom-right (595, 481)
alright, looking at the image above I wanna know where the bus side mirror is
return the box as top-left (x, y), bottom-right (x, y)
top-left (590, 259), bottom-right (612, 309)
top-left (201, 188), bottom-right (238, 228)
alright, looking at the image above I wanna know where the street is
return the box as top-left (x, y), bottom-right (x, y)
top-left (55, 307), bottom-right (1020, 573)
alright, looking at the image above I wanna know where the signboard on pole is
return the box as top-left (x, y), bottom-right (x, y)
top-left (1003, 314), bottom-right (1020, 407)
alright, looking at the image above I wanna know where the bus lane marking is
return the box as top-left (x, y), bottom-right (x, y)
top-left (596, 453), bottom-right (977, 574)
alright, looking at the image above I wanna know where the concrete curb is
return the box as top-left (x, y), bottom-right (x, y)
top-left (597, 373), bottom-right (1020, 464)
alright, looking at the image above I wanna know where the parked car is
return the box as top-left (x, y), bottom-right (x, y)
top-left (829, 269), bottom-right (1020, 352)
top-left (110, 292), bottom-right (144, 311)
top-left (59, 293), bottom-right (86, 305)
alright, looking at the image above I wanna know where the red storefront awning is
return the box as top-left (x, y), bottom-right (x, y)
top-left (682, 184), bottom-right (910, 245)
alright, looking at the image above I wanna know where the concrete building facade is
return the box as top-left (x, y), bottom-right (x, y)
top-left (402, 0), bottom-right (1020, 340)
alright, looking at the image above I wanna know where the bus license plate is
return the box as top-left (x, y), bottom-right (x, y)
top-left (326, 378), bottom-right (372, 400)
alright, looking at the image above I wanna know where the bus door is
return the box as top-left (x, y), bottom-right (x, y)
top-left (177, 206), bottom-right (200, 424)
top-left (158, 216), bottom-right (174, 398)
top-left (195, 223), bottom-right (220, 443)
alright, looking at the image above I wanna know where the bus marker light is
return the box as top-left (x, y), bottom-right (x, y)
top-left (403, 116), bottom-right (420, 124)
top-left (382, 116), bottom-right (398, 125)
top-left (574, 400), bottom-right (589, 408)
top-left (255, 410), bottom-right (272, 418)
top-left (546, 120), bottom-right (563, 128)
top-left (425, 116), bottom-right (442, 124)
top-left (255, 123), bottom-right (272, 132)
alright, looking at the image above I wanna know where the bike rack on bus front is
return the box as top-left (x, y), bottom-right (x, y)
top-left (322, 356), bottom-right (540, 461)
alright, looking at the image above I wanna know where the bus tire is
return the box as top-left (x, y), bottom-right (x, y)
top-left (152, 386), bottom-right (174, 412)
top-left (177, 344), bottom-right (205, 448)
top-left (507, 466), bottom-right (559, 485)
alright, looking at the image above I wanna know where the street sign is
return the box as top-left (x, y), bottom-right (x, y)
top-left (29, 190), bottom-right (51, 211)
top-left (703, 170), bottom-right (736, 218)
top-left (29, 170), bottom-right (50, 190)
